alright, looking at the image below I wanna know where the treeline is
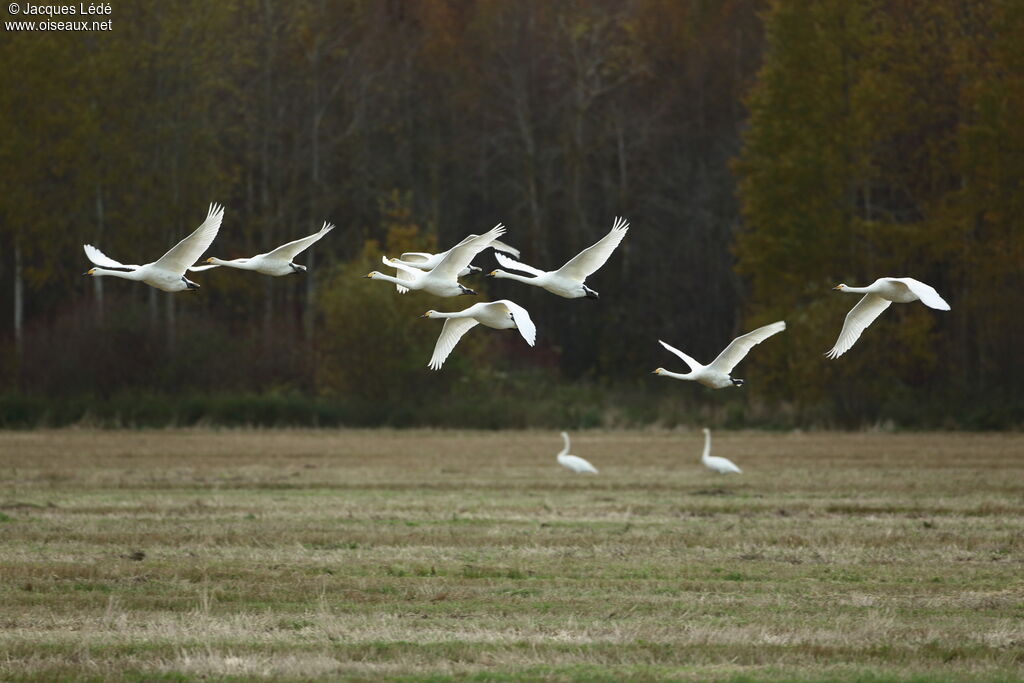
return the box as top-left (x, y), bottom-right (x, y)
top-left (0, 0), bottom-right (1020, 429)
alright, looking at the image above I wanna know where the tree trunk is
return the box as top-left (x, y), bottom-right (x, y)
top-left (13, 240), bottom-right (24, 365)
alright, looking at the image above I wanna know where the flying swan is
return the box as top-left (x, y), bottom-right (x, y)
top-left (365, 224), bottom-right (506, 297)
top-left (556, 432), bottom-right (598, 474)
top-left (422, 300), bottom-right (537, 370)
top-left (700, 428), bottom-right (741, 474)
top-left (486, 217), bottom-right (629, 299)
top-left (653, 321), bottom-right (786, 389)
top-left (84, 203), bottom-right (224, 292)
top-left (826, 277), bottom-right (950, 359)
top-left (385, 230), bottom-right (515, 293)
top-left (190, 222), bottom-right (334, 276)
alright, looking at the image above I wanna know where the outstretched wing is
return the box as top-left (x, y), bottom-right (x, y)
top-left (886, 277), bottom-right (951, 311)
top-left (399, 251), bottom-right (433, 264)
top-left (494, 251), bottom-right (545, 276)
top-left (555, 216), bottom-right (629, 282)
top-left (488, 238), bottom-right (520, 259)
top-left (83, 244), bottom-right (139, 270)
top-left (826, 294), bottom-right (891, 359)
top-left (658, 339), bottom-right (702, 372)
top-left (431, 224), bottom-right (505, 280)
top-left (383, 255), bottom-right (421, 293)
top-left (266, 222), bottom-right (334, 262)
top-left (428, 317), bottom-right (479, 370)
top-left (708, 320), bottom-right (786, 373)
top-left (152, 203), bottom-right (225, 275)
top-left (493, 299), bottom-right (536, 346)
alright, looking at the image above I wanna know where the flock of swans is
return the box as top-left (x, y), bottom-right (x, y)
top-left (82, 203), bottom-right (952, 475)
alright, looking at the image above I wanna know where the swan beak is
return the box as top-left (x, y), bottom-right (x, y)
top-left (84, 268), bottom-right (95, 276)
top-left (652, 369), bottom-right (660, 375)
top-left (485, 271), bottom-right (496, 278)
top-left (420, 312), bottom-right (431, 318)
top-left (832, 285), bottom-right (842, 290)
top-left (461, 288), bottom-right (477, 296)
top-left (206, 257), bottom-right (215, 264)
top-left (363, 272), bottom-right (373, 278)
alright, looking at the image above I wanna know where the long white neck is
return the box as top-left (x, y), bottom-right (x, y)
top-left (91, 268), bottom-right (141, 281)
top-left (842, 285), bottom-right (872, 294)
top-left (702, 429), bottom-right (711, 464)
top-left (372, 273), bottom-right (414, 287)
top-left (492, 270), bottom-right (537, 284)
top-left (661, 370), bottom-right (694, 381)
top-left (209, 257), bottom-right (252, 269)
top-left (558, 432), bottom-right (570, 457)
top-left (429, 311), bottom-right (466, 320)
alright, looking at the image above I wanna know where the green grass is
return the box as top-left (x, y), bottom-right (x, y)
top-left (0, 428), bottom-right (1022, 681)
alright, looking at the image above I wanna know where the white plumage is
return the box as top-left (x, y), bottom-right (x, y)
top-left (700, 428), bottom-right (741, 474)
top-left (487, 217), bottom-right (629, 299)
top-left (84, 203), bottom-right (224, 292)
top-left (654, 321), bottom-right (786, 389)
top-left (191, 222), bottom-right (334, 276)
top-left (556, 432), bottom-right (599, 474)
top-left (826, 277), bottom-right (950, 359)
top-left (422, 300), bottom-right (537, 370)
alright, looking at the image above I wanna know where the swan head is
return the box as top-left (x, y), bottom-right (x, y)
top-left (833, 284), bottom-right (847, 291)
top-left (421, 310), bottom-right (437, 318)
top-left (205, 257), bottom-right (215, 264)
top-left (84, 268), bottom-right (96, 276)
top-left (485, 270), bottom-right (498, 278)
top-left (652, 368), bottom-right (665, 375)
top-left (702, 428), bottom-right (710, 435)
top-left (364, 271), bottom-right (381, 279)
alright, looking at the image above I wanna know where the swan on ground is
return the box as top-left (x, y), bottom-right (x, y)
top-left (826, 277), bottom-right (951, 359)
top-left (190, 222), bottom-right (334, 276)
top-left (386, 228), bottom-right (514, 294)
top-left (422, 300), bottom-right (536, 370)
top-left (486, 217), bottom-right (629, 299)
top-left (653, 321), bottom-right (786, 389)
top-left (364, 224), bottom-right (505, 297)
top-left (700, 428), bottom-right (741, 474)
top-left (556, 432), bottom-right (598, 474)
top-left (84, 203), bottom-right (224, 292)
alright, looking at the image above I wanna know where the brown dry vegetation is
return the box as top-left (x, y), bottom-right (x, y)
top-left (0, 429), bottom-right (1022, 681)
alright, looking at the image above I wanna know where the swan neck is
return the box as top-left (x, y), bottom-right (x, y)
top-left (702, 431), bottom-right (711, 463)
top-left (372, 273), bottom-right (404, 286)
top-left (843, 286), bottom-right (870, 294)
top-left (495, 270), bottom-right (534, 283)
top-left (558, 432), bottom-right (570, 457)
top-left (92, 267), bottom-right (138, 280)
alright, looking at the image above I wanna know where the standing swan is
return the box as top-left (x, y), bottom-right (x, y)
top-left (700, 428), bottom-right (741, 474)
top-left (653, 321), bottom-right (786, 389)
top-left (556, 432), bottom-right (599, 474)
top-left (486, 217), bottom-right (629, 299)
top-left (192, 222), bottom-right (334, 276)
top-left (83, 203), bottom-right (224, 292)
top-left (422, 300), bottom-right (537, 370)
top-left (827, 278), bottom-right (950, 359)
top-left (364, 225), bottom-right (506, 297)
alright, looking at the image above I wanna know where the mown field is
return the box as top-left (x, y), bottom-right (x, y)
top-left (0, 429), bottom-right (1021, 681)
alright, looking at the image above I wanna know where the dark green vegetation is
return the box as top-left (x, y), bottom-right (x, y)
top-left (1, 1), bottom-right (1021, 428)
top-left (1, 429), bottom-right (1022, 680)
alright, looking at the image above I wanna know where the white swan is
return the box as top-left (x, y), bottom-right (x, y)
top-left (386, 227), bottom-right (513, 294)
top-left (365, 224), bottom-right (505, 297)
top-left (422, 300), bottom-right (536, 370)
top-left (486, 217), bottom-right (629, 299)
top-left (700, 428), bottom-right (741, 474)
top-left (556, 432), bottom-right (598, 474)
top-left (826, 277), bottom-right (951, 359)
top-left (84, 203), bottom-right (224, 292)
top-left (190, 222), bottom-right (334, 276)
top-left (653, 321), bottom-right (786, 389)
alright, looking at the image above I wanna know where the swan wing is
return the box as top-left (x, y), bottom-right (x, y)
top-left (495, 251), bottom-right (545, 277)
top-left (658, 339), bottom-right (702, 372)
top-left (399, 251), bottom-right (433, 264)
top-left (383, 255), bottom-right (421, 293)
top-left (886, 277), bottom-right (951, 311)
top-left (152, 203), bottom-right (225, 275)
top-left (562, 455), bottom-right (598, 474)
top-left (83, 244), bottom-right (139, 270)
top-left (265, 222), bottom-right (334, 261)
top-left (488, 238), bottom-right (520, 259)
top-left (492, 300), bottom-right (536, 346)
top-left (708, 320), bottom-right (786, 374)
top-left (826, 294), bottom-right (892, 359)
top-left (555, 216), bottom-right (629, 281)
top-left (430, 224), bottom-right (505, 280)
top-left (428, 317), bottom-right (479, 370)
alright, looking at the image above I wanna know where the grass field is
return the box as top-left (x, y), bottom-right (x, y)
top-left (0, 429), bottom-right (1022, 681)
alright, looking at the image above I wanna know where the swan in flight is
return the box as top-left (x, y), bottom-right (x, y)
top-left (385, 228), bottom-right (515, 294)
top-left (826, 278), bottom-right (951, 359)
top-left (700, 428), bottom-right (741, 474)
top-left (556, 432), bottom-right (598, 474)
top-left (486, 217), bottom-right (629, 299)
top-left (422, 300), bottom-right (536, 370)
top-left (365, 224), bottom-right (505, 297)
top-left (190, 222), bottom-right (334, 276)
top-left (83, 203), bottom-right (224, 292)
top-left (653, 321), bottom-right (786, 389)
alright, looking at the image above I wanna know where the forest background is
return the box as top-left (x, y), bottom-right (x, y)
top-left (1, 0), bottom-right (1020, 429)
